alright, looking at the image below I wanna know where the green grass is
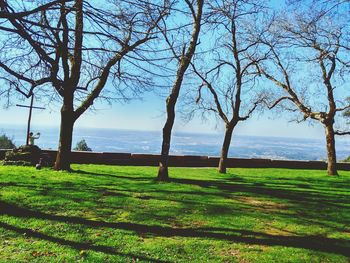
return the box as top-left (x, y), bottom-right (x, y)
top-left (0, 165), bottom-right (349, 262)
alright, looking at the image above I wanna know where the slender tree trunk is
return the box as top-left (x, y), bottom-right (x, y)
top-left (158, 95), bottom-right (177, 181)
top-left (324, 123), bottom-right (338, 176)
top-left (54, 103), bottom-right (75, 171)
top-left (157, 1), bottom-right (203, 182)
top-left (218, 124), bottom-right (234, 174)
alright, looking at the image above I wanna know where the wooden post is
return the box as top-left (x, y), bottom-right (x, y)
top-left (16, 94), bottom-right (45, 146)
top-left (26, 95), bottom-right (34, 145)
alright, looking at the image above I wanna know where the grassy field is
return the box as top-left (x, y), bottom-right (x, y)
top-left (0, 165), bottom-right (349, 262)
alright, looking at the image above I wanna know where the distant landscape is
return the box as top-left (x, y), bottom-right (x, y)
top-left (1, 125), bottom-right (350, 161)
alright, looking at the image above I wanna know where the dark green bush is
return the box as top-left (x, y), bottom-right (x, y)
top-left (342, 156), bottom-right (350, 162)
top-left (0, 134), bottom-right (15, 149)
top-left (74, 139), bottom-right (92, 151)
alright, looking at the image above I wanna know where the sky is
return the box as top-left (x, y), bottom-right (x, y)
top-left (0, 91), bottom-right (326, 139)
top-left (0, 0), bottom-right (347, 141)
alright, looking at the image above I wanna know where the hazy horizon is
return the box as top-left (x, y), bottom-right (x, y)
top-left (0, 101), bottom-right (329, 140)
top-left (1, 125), bottom-right (350, 161)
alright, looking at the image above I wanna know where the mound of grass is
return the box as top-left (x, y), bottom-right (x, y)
top-left (0, 165), bottom-right (349, 262)
top-left (3, 145), bottom-right (41, 166)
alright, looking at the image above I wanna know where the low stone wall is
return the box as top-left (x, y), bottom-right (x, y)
top-left (1, 149), bottom-right (350, 170)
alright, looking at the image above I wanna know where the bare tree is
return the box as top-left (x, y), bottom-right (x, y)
top-left (0, 1), bottom-right (68, 19)
top-left (0, 0), bottom-right (169, 170)
top-left (157, 0), bottom-right (204, 181)
top-left (189, 0), bottom-right (268, 173)
top-left (256, 8), bottom-right (350, 175)
top-left (288, 0), bottom-right (350, 13)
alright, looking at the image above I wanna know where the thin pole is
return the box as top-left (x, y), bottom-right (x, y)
top-left (26, 94), bottom-right (34, 145)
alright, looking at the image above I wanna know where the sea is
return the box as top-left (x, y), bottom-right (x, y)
top-left (1, 125), bottom-right (350, 161)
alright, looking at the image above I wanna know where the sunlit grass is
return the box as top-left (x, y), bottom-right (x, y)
top-left (0, 165), bottom-right (349, 262)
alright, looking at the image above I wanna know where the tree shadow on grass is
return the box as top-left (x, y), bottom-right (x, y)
top-left (169, 177), bottom-right (350, 209)
top-left (0, 200), bottom-right (349, 257)
top-left (68, 168), bottom-right (350, 207)
top-left (167, 176), bottom-right (350, 233)
top-left (0, 221), bottom-right (167, 263)
top-left (72, 169), bottom-right (152, 181)
top-left (2, 176), bottom-right (349, 228)
top-left (0, 181), bottom-right (218, 209)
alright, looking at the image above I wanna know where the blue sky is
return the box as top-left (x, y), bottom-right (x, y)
top-left (0, 0), bottom-right (347, 141)
top-left (0, 90), bottom-right (326, 139)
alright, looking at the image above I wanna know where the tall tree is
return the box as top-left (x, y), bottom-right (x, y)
top-left (256, 6), bottom-right (350, 175)
top-left (157, 0), bottom-right (204, 181)
top-left (189, 0), bottom-right (268, 173)
top-left (0, 0), bottom-right (169, 170)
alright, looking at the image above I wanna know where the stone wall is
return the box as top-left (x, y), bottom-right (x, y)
top-left (1, 148), bottom-right (350, 170)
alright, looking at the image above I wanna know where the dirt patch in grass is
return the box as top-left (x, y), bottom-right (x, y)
top-left (237, 196), bottom-right (289, 211)
top-left (263, 226), bottom-right (296, 236)
top-left (220, 247), bottom-right (242, 262)
top-left (170, 220), bottom-right (207, 229)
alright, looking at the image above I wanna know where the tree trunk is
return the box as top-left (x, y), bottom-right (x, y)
top-left (157, 96), bottom-right (176, 181)
top-left (54, 105), bottom-right (75, 171)
top-left (324, 124), bottom-right (338, 176)
top-left (157, 0), bottom-right (203, 182)
top-left (218, 124), bottom-right (234, 174)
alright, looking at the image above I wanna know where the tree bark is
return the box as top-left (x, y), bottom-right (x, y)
top-left (54, 103), bottom-right (75, 171)
top-left (157, 99), bottom-right (175, 181)
top-left (324, 123), bottom-right (338, 176)
top-left (218, 124), bottom-right (234, 174)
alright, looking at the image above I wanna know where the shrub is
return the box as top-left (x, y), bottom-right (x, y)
top-left (0, 134), bottom-right (16, 149)
top-left (342, 156), bottom-right (350, 162)
top-left (74, 139), bottom-right (92, 152)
